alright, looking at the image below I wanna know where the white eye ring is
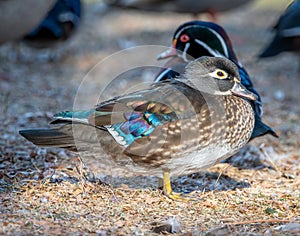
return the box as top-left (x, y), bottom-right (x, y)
top-left (209, 69), bottom-right (228, 79)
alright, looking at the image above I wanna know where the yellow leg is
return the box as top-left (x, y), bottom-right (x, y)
top-left (163, 171), bottom-right (192, 202)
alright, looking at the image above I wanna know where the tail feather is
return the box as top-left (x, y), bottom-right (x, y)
top-left (19, 126), bottom-right (75, 148)
top-left (251, 118), bottom-right (279, 140)
top-left (258, 37), bottom-right (287, 58)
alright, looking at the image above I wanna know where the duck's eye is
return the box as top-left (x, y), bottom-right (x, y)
top-left (180, 34), bottom-right (190, 43)
top-left (209, 69), bottom-right (228, 79)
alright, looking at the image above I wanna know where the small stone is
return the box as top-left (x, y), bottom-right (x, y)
top-left (274, 90), bottom-right (285, 101)
top-left (40, 197), bottom-right (48, 203)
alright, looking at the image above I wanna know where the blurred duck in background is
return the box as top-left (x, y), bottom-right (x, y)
top-left (105, 0), bottom-right (253, 21)
top-left (23, 0), bottom-right (82, 48)
top-left (259, 0), bottom-right (300, 58)
top-left (0, 0), bottom-right (56, 44)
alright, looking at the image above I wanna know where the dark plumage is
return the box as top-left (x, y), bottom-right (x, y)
top-left (155, 20), bottom-right (278, 140)
top-left (259, 0), bottom-right (300, 58)
top-left (20, 56), bottom-right (256, 200)
top-left (23, 0), bottom-right (81, 47)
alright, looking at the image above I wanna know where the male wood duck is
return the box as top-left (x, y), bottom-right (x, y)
top-left (23, 0), bottom-right (81, 47)
top-left (259, 0), bottom-right (300, 58)
top-left (20, 57), bottom-right (256, 201)
top-left (155, 20), bottom-right (278, 140)
top-left (105, 0), bottom-right (253, 21)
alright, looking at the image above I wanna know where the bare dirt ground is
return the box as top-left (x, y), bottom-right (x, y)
top-left (0, 1), bottom-right (299, 235)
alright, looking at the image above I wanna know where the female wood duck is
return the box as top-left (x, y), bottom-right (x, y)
top-left (259, 0), bottom-right (300, 58)
top-left (20, 57), bottom-right (256, 201)
top-left (23, 0), bottom-right (81, 47)
top-left (155, 20), bottom-right (278, 140)
top-left (105, 0), bottom-right (253, 21)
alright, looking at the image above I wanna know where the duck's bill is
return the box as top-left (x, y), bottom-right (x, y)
top-left (157, 39), bottom-right (177, 60)
top-left (231, 82), bottom-right (258, 101)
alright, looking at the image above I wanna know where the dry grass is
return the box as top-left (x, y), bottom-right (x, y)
top-left (1, 0), bottom-right (300, 235)
top-left (1, 157), bottom-right (299, 235)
